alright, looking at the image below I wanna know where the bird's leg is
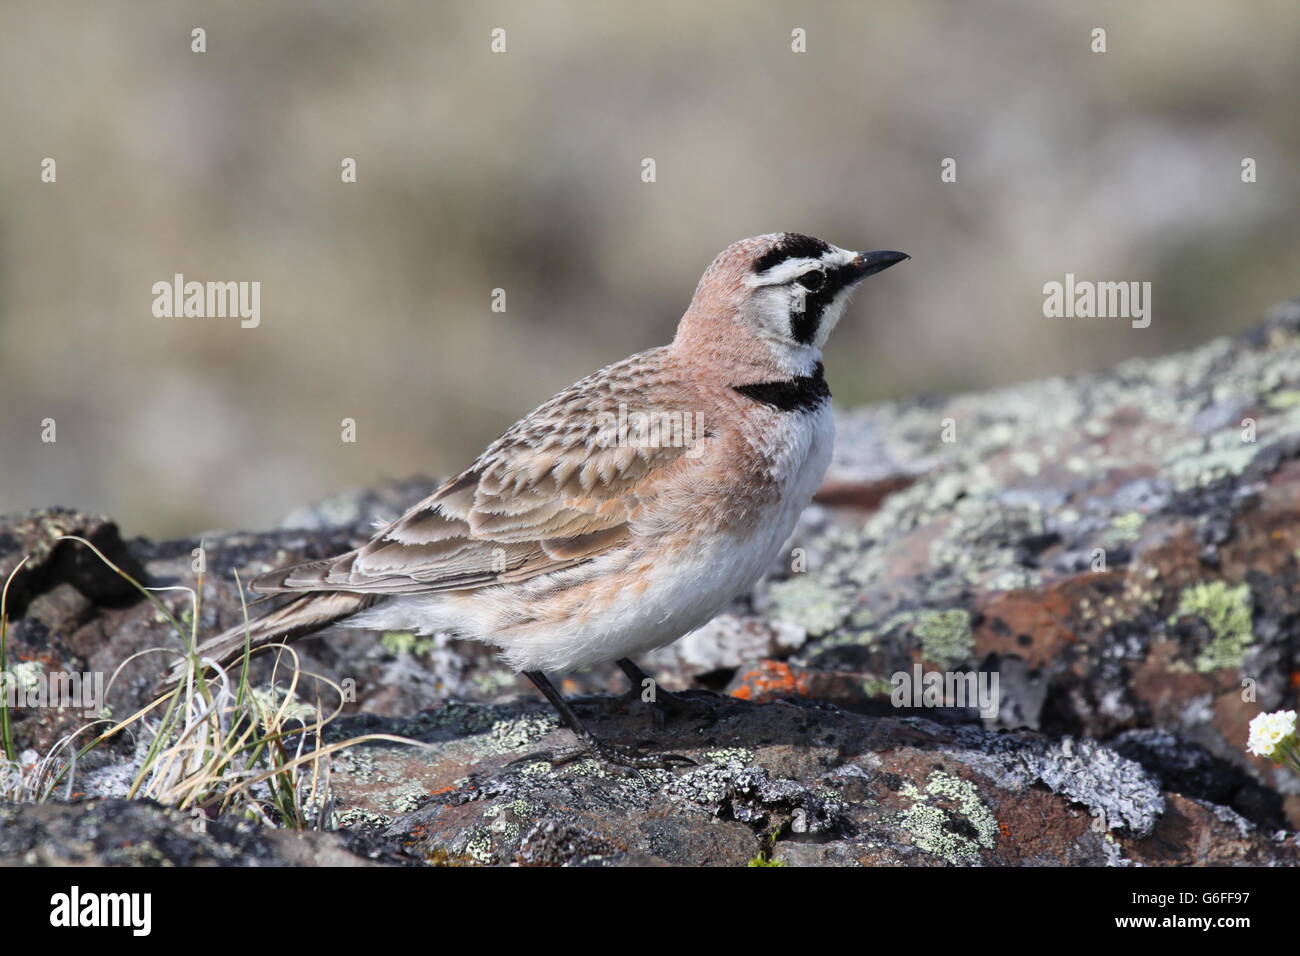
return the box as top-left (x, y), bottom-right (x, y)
top-left (517, 671), bottom-right (696, 770)
top-left (612, 657), bottom-right (719, 721)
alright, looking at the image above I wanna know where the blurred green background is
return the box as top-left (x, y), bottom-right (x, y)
top-left (2, 0), bottom-right (1297, 537)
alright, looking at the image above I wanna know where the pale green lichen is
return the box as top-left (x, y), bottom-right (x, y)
top-left (1174, 581), bottom-right (1254, 673)
top-left (1108, 511), bottom-right (1145, 542)
top-left (1265, 389), bottom-right (1300, 409)
top-left (898, 770), bottom-right (997, 865)
top-left (809, 607), bottom-right (974, 666)
top-left (384, 781), bottom-right (430, 814)
top-left (463, 828), bottom-right (496, 864)
top-left (483, 799), bottom-right (539, 824)
top-left (861, 677), bottom-right (893, 697)
top-left (4, 660), bottom-right (44, 692)
top-left (565, 758), bottom-right (621, 781)
top-left (667, 749), bottom-right (754, 804)
top-left (333, 748), bottom-right (379, 783)
top-left (1162, 433), bottom-right (1259, 491)
top-left (848, 607), bottom-right (876, 630)
top-left (779, 318), bottom-right (1300, 680)
top-left (470, 669), bottom-right (519, 695)
top-left (483, 713), bottom-right (558, 754)
top-left (767, 574), bottom-right (856, 636)
top-left (702, 747), bottom-right (754, 764)
top-left (914, 609), bottom-right (974, 669)
top-left (463, 800), bottom-right (542, 864)
top-left (333, 806), bottom-right (393, 828)
top-left (925, 499), bottom-right (1045, 593)
top-left (1075, 569), bottom-right (1163, 631)
top-left (380, 631), bottom-right (433, 656)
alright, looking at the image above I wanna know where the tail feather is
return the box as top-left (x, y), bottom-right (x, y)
top-left (158, 591), bottom-right (378, 690)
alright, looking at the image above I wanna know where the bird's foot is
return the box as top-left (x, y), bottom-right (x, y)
top-left (566, 732), bottom-right (699, 772)
top-left (509, 732), bottom-right (697, 774)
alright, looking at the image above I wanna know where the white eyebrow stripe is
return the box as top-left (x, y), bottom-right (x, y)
top-left (746, 247), bottom-right (857, 288)
top-left (746, 257), bottom-right (822, 287)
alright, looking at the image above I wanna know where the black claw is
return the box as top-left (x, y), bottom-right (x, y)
top-left (578, 734), bottom-right (697, 771)
top-left (508, 742), bottom-right (695, 773)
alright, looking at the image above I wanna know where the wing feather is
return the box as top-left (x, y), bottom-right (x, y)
top-left (251, 348), bottom-right (710, 596)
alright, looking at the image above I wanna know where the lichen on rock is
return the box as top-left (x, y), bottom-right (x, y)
top-left (2, 305), bottom-right (1300, 865)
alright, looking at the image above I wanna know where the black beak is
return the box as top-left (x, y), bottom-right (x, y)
top-left (851, 249), bottom-right (910, 280)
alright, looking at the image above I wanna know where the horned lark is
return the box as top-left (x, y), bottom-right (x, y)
top-left (165, 233), bottom-right (908, 767)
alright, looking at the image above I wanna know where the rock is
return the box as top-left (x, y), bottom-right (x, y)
top-left (1109, 727), bottom-right (1286, 829)
top-left (0, 798), bottom-right (379, 866)
top-left (316, 697), bottom-right (1296, 867)
top-left (0, 509), bottom-right (145, 617)
top-left (768, 302), bottom-right (1300, 826)
top-left (1, 304), bottom-right (1299, 865)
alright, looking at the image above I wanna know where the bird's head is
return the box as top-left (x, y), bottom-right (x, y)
top-left (675, 232), bottom-right (908, 378)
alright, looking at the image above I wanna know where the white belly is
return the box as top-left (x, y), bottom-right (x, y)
top-left (497, 403), bottom-right (834, 672)
top-left (350, 404), bottom-right (834, 674)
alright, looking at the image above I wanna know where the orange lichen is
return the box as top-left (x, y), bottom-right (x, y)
top-left (728, 660), bottom-right (810, 702)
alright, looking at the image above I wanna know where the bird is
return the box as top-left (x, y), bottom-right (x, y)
top-left (162, 233), bottom-right (908, 767)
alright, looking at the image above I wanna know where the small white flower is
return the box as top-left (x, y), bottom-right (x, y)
top-left (1246, 710), bottom-right (1297, 759)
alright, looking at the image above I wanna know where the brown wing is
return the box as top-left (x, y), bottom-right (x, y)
top-left (251, 350), bottom-right (710, 595)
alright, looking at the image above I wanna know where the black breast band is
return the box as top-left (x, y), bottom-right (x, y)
top-left (732, 362), bottom-right (831, 413)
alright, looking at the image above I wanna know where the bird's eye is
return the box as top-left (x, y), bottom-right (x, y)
top-left (799, 270), bottom-right (825, 292)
